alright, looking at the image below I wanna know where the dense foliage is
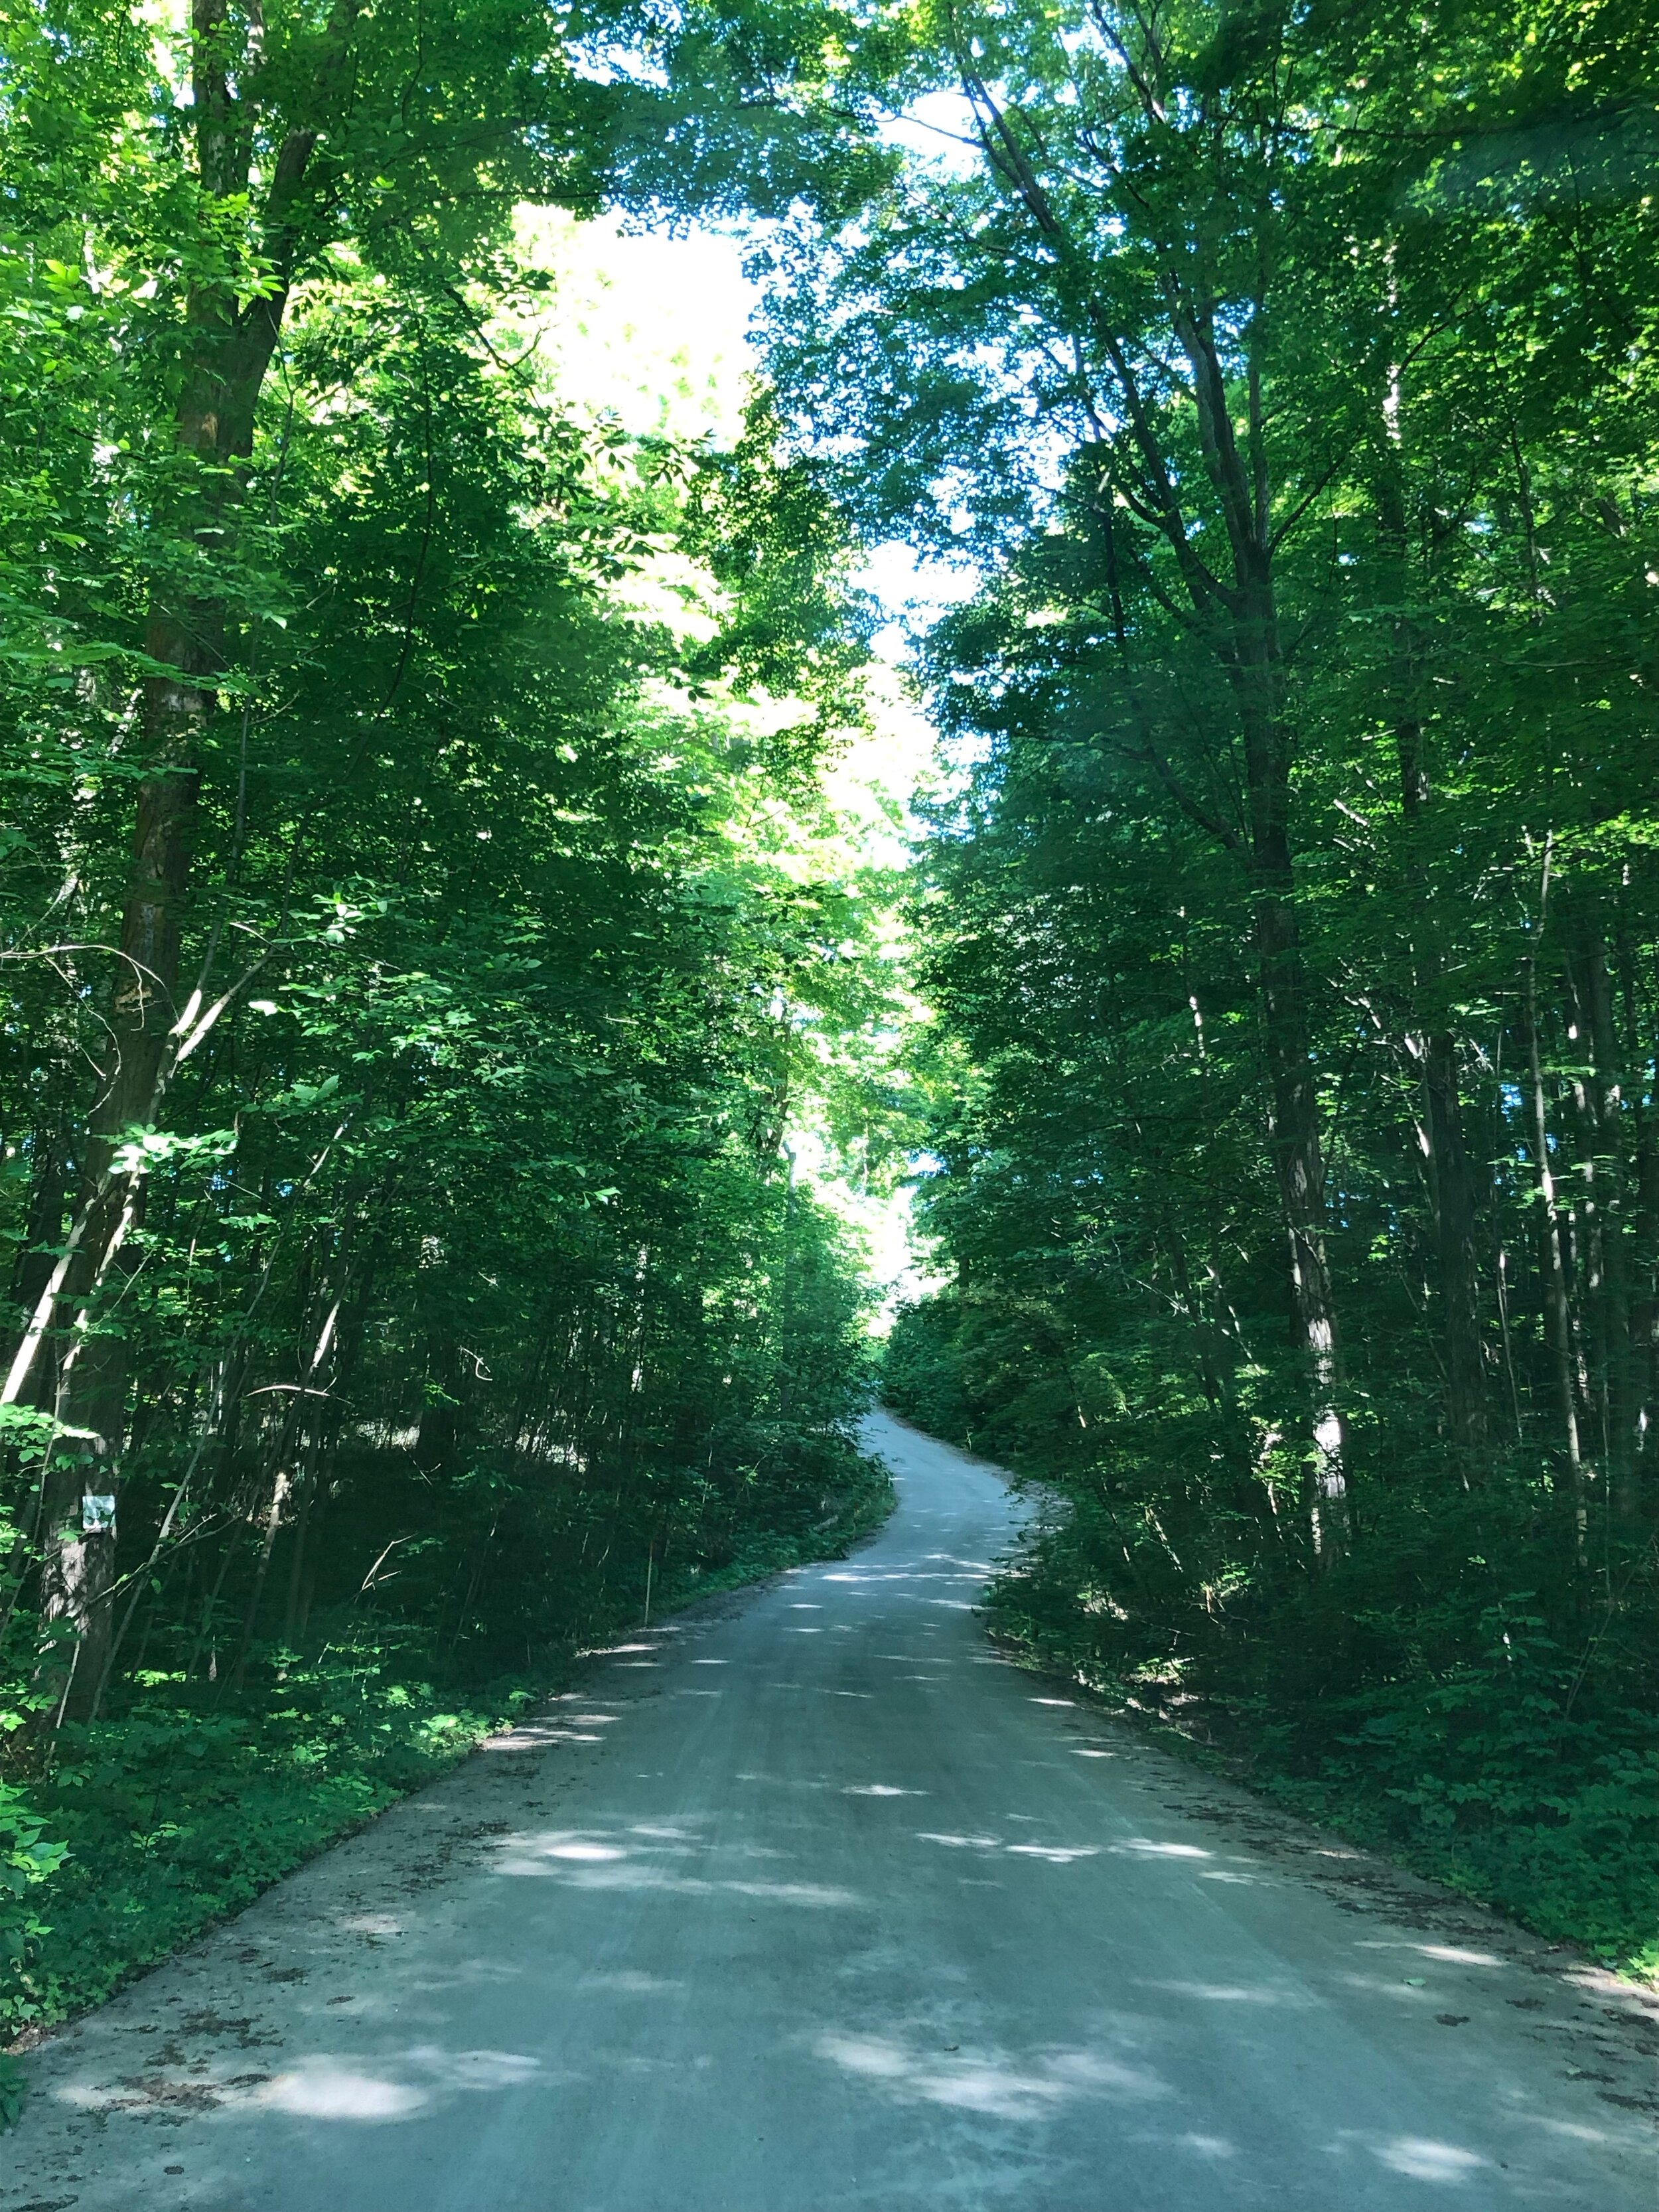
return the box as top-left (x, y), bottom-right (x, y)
top-left (729, 0), bottom-right (1659, 1971)
top-left (0, 0), bottom-right (896, 2055)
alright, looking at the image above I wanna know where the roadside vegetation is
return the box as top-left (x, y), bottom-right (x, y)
top-left (855, 0), bottom-right (1659, 1979)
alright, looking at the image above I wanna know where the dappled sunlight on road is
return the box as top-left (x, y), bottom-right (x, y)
top-left (481, 1698), bottom-right (629, 1751)
top-left (1370, 2136), bottom-right (1492, 2183)
top-left (10, 1410), bottom-right (1653, 2212)
top-left (723, 1880), bottom-right (863, 1905)
top-left (489, 1820), bottom-right (864, 1909)
top-left (812, 2029), bottom-right (1168, 2119)
top-left (1005, 1843), bottom-right (1102, 1864)
top-left (1518, 2112), bottom-right (1627, 2145)
top-left (55, 2041), bottom-right (558, 2128)
top-left (257, 2045), bottom-right (547, 2120)
top-left (255, 2068), bottom-right (431, 2121)
top-left (1141, 1980), bottom-right (1312, 2006)
top-left (912, 1830), bottom-right (1106, 1866)
top-left (577, 1970), bottom-right (682, 1994)
top-left (1355, 1941), bottom-right (1506, 1969)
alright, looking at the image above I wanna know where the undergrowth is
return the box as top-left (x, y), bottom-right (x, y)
top-left (883, 1291), bottom-right (1659, 1988)
top-left (0, 1446), bottom-right (893, 2114)
top-left (986, 1530), bottom-right (1659, 1985)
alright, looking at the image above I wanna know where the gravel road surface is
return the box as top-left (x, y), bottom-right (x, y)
top-left (3, 1410), bottom-right (1654, 2209)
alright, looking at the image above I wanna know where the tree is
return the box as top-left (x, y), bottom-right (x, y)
top-left (802, 0), bottom-right (1659, 1970)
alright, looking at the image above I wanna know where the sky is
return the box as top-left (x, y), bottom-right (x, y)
top-left (515, 206), bottom-right (971, 785)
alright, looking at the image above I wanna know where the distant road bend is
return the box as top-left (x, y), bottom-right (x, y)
top-left (4, 1412), bottom-right (1655, 2209)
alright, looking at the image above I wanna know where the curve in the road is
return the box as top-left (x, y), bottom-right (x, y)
top-left (3, 1410), bottom-right (1655, 2210)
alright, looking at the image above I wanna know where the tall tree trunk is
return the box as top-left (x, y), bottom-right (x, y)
top-left (37, 730), bottom-right (202, 1718)
top-left (958, 59), bottom-right (1351, 1559)
top-left (228, 1469), bottom-right (290, 1695)
top-left (35, 13), bottom-right (330, 1718)
top-left (1384, 475), bottom-right (1488, 1464)
top-left (7, 1142), bottom-right (68, 1408)
top-left (283, 1250), bottom-right (376, 1643)
top-left (1253, 881), bottom-right (1348, 1557)
top-left (1619, 930), bottom-right (1659, 1511)
top-left (1576, 929), bottom-right (1638, 1526)
top-left (1521, 959), bottom-right (1587, 1559)
top-left (1419, 1030), bottom-right (1486, 1459)
top-left (1232, 591), bottom-right (1350, 1562)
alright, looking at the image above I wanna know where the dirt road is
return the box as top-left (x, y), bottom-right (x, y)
top-left (3, 1410), bottom-right (1654, 2209)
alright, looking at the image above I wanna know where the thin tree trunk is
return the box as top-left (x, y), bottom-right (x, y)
top-left (281, 1456), bottom-right (317, 1651)
top-left (186, 1522), bottom-right (244, 1682)
top-left (1240, 664), bottom-right (1350, 1562)
top-left (1385, 500), bottom-right (1488, 1464)
top-left (7, 1143), bottom-right (68, 1408)
top-left (1612, 922), bottom-right (1659, 1515)
top-left (1414, 1029), bottom-right (1488, 1461)
top-left (1577, 931), bottom-right (1639, 1525)
top-left (228, 1469), bottom-right (291, 1696)
top-left (281, 1251), bottom-right (374, 1644)
top-left (1521, 959), bottom-right (1587, 1558)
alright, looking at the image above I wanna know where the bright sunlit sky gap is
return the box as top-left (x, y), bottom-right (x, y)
top-left (514, 206), bottom-right (953, 1312)
top-left (514, 207), bottom-right (981, 668)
